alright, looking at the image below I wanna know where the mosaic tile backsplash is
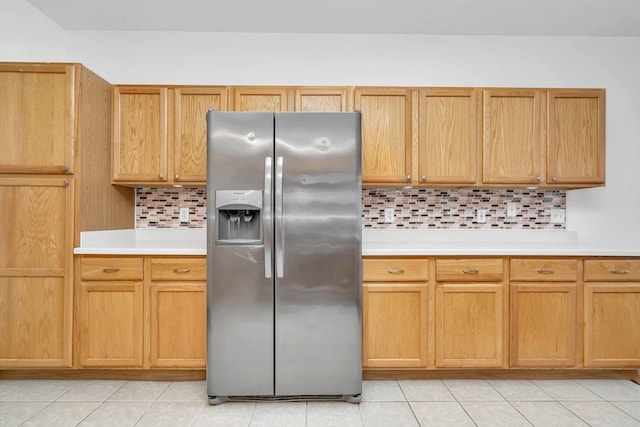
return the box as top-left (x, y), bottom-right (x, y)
top-left (136, 188), bottom-right (566, 230)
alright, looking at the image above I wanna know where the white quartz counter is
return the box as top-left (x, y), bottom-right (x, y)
top-left (75, 228), bottom-right (640, 257)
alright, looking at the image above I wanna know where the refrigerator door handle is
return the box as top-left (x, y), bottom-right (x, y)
top-left (264, 157), bottom-right (273, 278)
top-left (275, 156), bottom-right (284, 278)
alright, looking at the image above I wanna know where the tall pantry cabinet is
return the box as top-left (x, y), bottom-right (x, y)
top-left (0, 63), bottom-right (133, 368)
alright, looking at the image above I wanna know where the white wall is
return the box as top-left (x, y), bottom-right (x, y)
top-left (2, 0), bottom-right (639, 247)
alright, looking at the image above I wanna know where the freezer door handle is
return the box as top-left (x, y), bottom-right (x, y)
top-left (264, 157), bottom-right (273, 278)
top-left (275, 156), bottom-right (284, 278)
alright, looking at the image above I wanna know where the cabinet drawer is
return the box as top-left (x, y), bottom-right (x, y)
top-left (362, 258), bottom-right (428, 282)
top-left (584, 259), bottom-right (640, 282)
top-left (436, 258), bottom-right (503, 282)
top-left (510, 259), bottom-right (578, 282)
top-left (151, 258), bottom-right (206, 281)
top-left (80, 257), bottom-right (143, 281)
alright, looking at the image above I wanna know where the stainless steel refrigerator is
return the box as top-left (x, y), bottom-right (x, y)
top-left (206, 111), bottom-right (362, 404)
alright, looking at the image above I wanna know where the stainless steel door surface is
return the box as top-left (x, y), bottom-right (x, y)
top-left (274, 112), bottom-right (362, 395)
top-left (207, 111), bottom-right (275, 397)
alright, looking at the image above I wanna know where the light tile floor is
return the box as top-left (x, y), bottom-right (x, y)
top-left (1, 378), bottom-right (639, 426)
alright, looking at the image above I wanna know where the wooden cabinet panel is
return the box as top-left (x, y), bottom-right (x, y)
top-left (112, 87), bottom-right (168, 182)
top-left (482, 89), bottom-right (544, 184)
top-left (0, 277), bottom-right (68, 367)
top-left (355, 87), bottom-right (412, 185)
top-left (80, 257), bottom-right (143, 281)
top-left (149, 282), bottom-right (206, 368)
top-left (548, 89), bottom-right (605, 185)
top-left (362, 258), bottom-right (428, 282)
top-left (584, 259), bottom-right (640, 282)
top-left (363, 283), bottom-right (428, 368)
top-left (510, 283), bottom-right (577, 367)
top-left (79, 281), bottom-right (144, 367)
top-left (435, 258), bottom-right (503, 282)
top-left (510, 259), bottom-right (578, 282)
top-left (435, 283), bottom-right (505, 367)
top-left (0, 63), bottom-right (75, 174)
top-left (294, 87), bottom-right (352, 112)
top-left (232, 87), bottom-right (290, 112)
top-left (584, 283), bottom-right (640, 367)
top-left (174, 87), bottom-right (227, 182)
top-left (417, 88), bottom-right (479, 185)
top-left (150, 258), bottom-right (206, 281)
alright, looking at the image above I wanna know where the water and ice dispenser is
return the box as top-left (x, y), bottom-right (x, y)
top-left (215, 190), bottom-right (263, 244)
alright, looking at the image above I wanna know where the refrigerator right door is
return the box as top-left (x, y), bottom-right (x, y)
top-left (274, 112), bottom-right (362, 396)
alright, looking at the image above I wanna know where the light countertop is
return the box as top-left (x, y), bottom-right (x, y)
top-left (74, 228), bottom-right (640, 257)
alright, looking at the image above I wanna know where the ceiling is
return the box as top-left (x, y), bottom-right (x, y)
top-left (25, 0), bottom-right (640, 36)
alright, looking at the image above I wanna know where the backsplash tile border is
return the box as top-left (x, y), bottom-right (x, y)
top-left (136, 187), bottom-right (566, 230)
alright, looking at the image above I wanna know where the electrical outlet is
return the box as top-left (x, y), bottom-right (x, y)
top-left (507, 202), bottom-right (517, 217)
top-left (476, 209), bottom-right (486, 223)
top-left (179, 207), bottom-right (190, 223)
top-left (550, 208), bottom-right (566, 224)
top-left (384, 208), bottom-right (395, 223)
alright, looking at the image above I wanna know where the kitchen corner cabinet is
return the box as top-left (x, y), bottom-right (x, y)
top-left (584, 259), bottom-right (640, 367)
top-left (355, 87), bottom-right (413, 186)
top-left (77, 256), bottom-right (206, 369)
top-left (509, 259), bottom-right (578, 367)
top-left (0, 177), bottom-right (74, 367)
top-left (482, 89), bottom-right (545, 185)
top-left (112, 86), bottom-right (228, 185)
top-left (362, 258), bottom-right (428, 368)
top-left (0, 63), bottom-right (133, 369)
top-left (0, 63), bottom-right (75, 174)
top-left (547, 89), bottom-right (605, 186)
top-left (435, 259), bottom-right (506, 368)
top-left (417, 88), bottom-right (479, 185)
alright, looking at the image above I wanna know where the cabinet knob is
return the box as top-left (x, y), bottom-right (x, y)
top-left (537, 269), bottom-right (555, 274)
top-left (421, 176), bottom-right (427, 181)
top-left (552, 177), bottom-right (558, 182)
top-left (387, 269), bottom-right (405, 274)
top-left (63, 165), bottom-right (69, 172)
top-left (159, 174), bottom-right (165, 180)
top-left (463, 269), bottom-right (479, 274)
top-left (174, 268), bottom-right (190, 273)
top-left (63, 179), bottom-right (69, 186)
top-left (406, 174), bottom-right (412, 181)
top-left (102, 268), bottom-right (120, 273)
top-left (174, 174), bottom-right (179, 180)
top-left (537, 176), bottom-right (542, 182)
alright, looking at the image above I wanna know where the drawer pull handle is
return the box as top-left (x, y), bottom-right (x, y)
top-left (537, 269), bottom-right (555, 274)
top-left (102, 268), bottom-right (120, 273)
top-left (174, 268), bottom-right (191, 273)
top-left (388, 269), bottom-right (405, 274)
top-left (463, 269), bottom-right (479, 274)
top-left (612, 269), bottom-right (629, 274)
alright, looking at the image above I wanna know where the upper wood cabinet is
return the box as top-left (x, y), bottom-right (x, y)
top-left (417, 88), bottom-right (479, 186)
top-left (482, 89), bottom-right (545, 185)
top-left (231, 86), bottom-right (291, 112)
top-left (355, 87), bottom-right (413, 186)
top-left (294, 87), bottom-right (353, 112)
top-left (112, 86), bottom-right (227, 185)
top-left (547, 89), bottom-right (605, 186)
top-left (0, 63), bottom-right (75, 174)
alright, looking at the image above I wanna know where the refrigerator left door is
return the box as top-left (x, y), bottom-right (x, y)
top-left (207, 111), bottom-right (275, 400)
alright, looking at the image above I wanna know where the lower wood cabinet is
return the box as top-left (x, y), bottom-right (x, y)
top-left (78, 256), bottom-right (206, 369)
top-left (584, 259), bottom-right (640, 368)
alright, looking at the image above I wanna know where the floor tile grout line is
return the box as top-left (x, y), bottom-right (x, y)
top-left (609, 401), bottom-right (640, 423)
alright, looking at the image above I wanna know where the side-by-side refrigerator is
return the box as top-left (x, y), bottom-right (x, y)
top-left (206, 111), bottom-right (362, 403)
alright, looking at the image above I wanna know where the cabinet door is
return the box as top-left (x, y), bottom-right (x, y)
top-left (482, 89), bottom-right (544, 185)
top-left (435, 283), bottom-right (505, 367)
top-left (0, 63), bottom-right (75, 174)
top-left (174, 87), bottom-right (227, 182)
top-left (548, 89), bottom-right (605, 185)
top-left (231, 87), bottom-right (290, 111)
top-left (417, 88), bottom-right (479, 185)
top-left (149, 282), bottom-right (207, 368)
top-left (363, 283), bottom-right (428, 368)
top-left (0, 177), bottom-right (73, 368)
top-left (510, 283), bottom-right (577, 367)
top-left (294, 87), bottom-right (353, 112)
top-left (355, 88), bottom-right (412, 185)
top-left (79, 281), bottom-right (144, 367)
top-left (584, 283), bottom-right (640, 367)
top-left (112, 86), bottom-right (168, 183)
